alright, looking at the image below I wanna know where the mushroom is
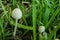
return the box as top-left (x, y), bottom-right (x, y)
top-left (55, 38), bottom-right (59, 40)
top-left (12, 8), bottom-right (22, 37)
top-left (38, 26), bottom-right (45, 33)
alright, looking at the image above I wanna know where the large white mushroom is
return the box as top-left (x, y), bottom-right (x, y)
top-left (12, 8), bottom-right (22, 37)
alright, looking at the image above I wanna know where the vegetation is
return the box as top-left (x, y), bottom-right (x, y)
top-left (0, 0), bottom-right (60, 40)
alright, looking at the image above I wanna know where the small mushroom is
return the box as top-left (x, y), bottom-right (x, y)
top-left (12, 8), bottom-right (22, 37)
top-left (55, 38), bottom-right (59, 40)
top-left (38, 26), bottom-right (45, 33)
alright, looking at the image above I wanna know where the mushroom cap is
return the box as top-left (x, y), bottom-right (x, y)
top-left (12, 8), bottom-right (22, 19)
top-left (55, 38), bottom-right (59, 40)
top-left (38, 26), bottom-right (45, 33)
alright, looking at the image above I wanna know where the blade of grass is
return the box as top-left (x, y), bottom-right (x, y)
top-left (0, 18), bottom-right (5, 40)
top-left (12, 0), bottom-right (16, 7)
top-left (38, 3), bottom-right (43, 22)
top-left (45, 7), bottom-right (60, 29)
top-left (43, 7), bottom-right (50, 25)
top-left (54, 28), bottom-right (56, 40)
top-left (59, 0), bottom-right (60, 6)
top-left (10, 20), bottom-right (33, 30)
top-left (0, 0), bottom-right (7, 18)
top-left (47, 28), bottom-right (58, 40)
top-left (19, 3), bottom-right (28, 25)
top-left (47, 22), bottom-right (60, 40)
top-left (0, 0), bottom-right (6, 39)
top-left (18, 3), bottom-right (29, 37)
top-left (32, 0), bottom-right (37, 40)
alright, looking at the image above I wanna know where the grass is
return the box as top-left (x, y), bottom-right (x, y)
top-left (32, 0), bottom-right (37, 40)
top-left (0, 0), bottom-right (60, 40)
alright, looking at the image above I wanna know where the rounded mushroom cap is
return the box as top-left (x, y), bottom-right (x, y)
top-left (12, 8), bottom-right (22, 19)
top-left (55, 38), bottom-right (59, 40)
top-left (38, 26), bottom-right (45, 33)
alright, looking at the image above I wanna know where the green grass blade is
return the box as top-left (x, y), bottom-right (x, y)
top-left (43, 7), bottom-right (50, 25)
top-left (32, 0), bottom-right (37, 40)
top-left (47, 22), bottom-right (60, 40)
top-left (46, 7), bottom-right (60, 29)
top-left (10, 20), bottom-right (33, 30)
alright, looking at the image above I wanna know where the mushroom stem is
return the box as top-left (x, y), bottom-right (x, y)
top-left (13, 19), bottom-right (18, 37)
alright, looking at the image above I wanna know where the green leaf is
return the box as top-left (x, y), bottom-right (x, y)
top-left (43, 7), bottom-right (50, 25)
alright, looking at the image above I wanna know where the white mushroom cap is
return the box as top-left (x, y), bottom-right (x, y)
top-left (55, 38), bottom-right (59, 40)
top-left (12, 8), bottom-right (22, 19)
top-left (54, 26), bottom-right (57, 28)
top-left (38, 26), bottom-right (45, 33)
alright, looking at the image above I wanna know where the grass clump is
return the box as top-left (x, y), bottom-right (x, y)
top-left (0, 0), bottom-right (60, 40)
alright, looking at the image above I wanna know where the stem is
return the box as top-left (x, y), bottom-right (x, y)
top-left (42, 0), bottom-right (44, 7)
top-left (32, 0), bottom-right (36, 40)
top-left (39, 34), bottom-right (43, 40)
top-left (54, 28), bottom-right (56, 40)
top-left (13, 19), bottom-right (18, 37)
